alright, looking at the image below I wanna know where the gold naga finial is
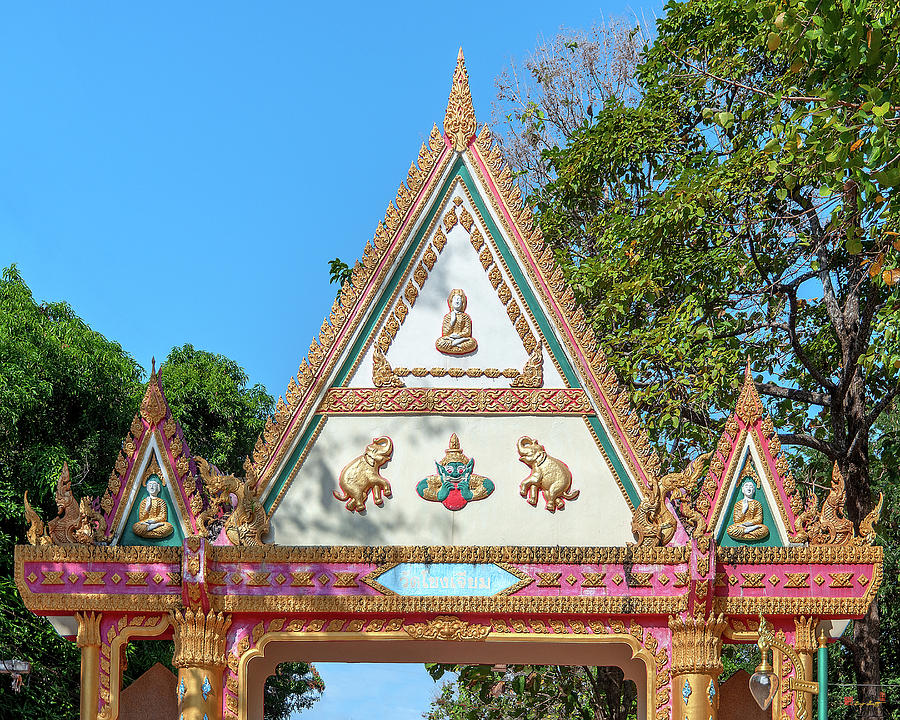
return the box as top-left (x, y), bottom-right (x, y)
top-left (443, 48), bottom-right (477, 153)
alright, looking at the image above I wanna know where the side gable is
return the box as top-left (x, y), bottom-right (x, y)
top-left (100, 365), bottom-right (204, 545)
top-left (701, 366), bottom-right (804, 547)
top-left (245, 51), bottom-right (662, 531)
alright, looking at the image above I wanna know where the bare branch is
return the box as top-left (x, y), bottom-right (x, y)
top-left (757, 381), bottom-right (830, 407)
top-left (778, 432), bottom-right (837, 459)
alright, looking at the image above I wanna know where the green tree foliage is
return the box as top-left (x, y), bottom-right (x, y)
top-left (158, 344), bottom-right (273, 475)
top-left (424, 664), bottom-right (636, 720)
top-left (526, 0), bottom-right (897, 710)
top-left (0, 266), bottom-right (319, 718)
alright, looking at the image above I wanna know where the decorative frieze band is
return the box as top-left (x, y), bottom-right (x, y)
top-left (317, 387), bottom-right (594, 415)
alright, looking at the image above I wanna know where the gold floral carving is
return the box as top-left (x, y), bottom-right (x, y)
top-left (510, 340), bottom-right (543, 388)
top-left (403, 615), bottom-right (490, 641)
top-left (517, 436), bottom-right (579, 511)
top-left (333, 437), bottom-right (393, 513)
top-left (631, 454), bottom-right (711, 547)
top-left (196, 457), bottom-right (269, 546)
top-left (372, 347), bottom-right (404, 387)
top-left (140, 367), bottom-right (167, 425)
top-left (317, 387), bottom-right (594, 415)
top-left (24, 463), bottom-right (106, 546)
top-left (171, 608), bottom-right (232, 668)
top-left (443, 49), bottom-right (477, 152)
top-left (668, 614), bottom-right (727, 676)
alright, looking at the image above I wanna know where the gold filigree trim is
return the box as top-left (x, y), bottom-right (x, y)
top-left (316, 387), bottom-right (594, 415)
top-left (404, 615), bottom-right (490, 640)
top-left (443, 49), bottom-right (477, 152)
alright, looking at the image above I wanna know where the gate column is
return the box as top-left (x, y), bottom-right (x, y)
top-left (76, 612), bottom-right (102, 720)
top-left (171, 608), bottom-right (232, 720)
top-left (669, 614), bottom-right (727, 720)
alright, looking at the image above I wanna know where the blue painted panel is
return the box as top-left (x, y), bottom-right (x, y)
top-left (376, 563), bottom-right (520, 597)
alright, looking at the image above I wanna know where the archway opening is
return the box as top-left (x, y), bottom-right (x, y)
top-left (246, 637), bottom-right (650, 720)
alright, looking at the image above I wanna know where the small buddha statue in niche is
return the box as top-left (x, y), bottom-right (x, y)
top-left (726, 477), bottom-right (770, 541)
top-left (435, 289), bottom-right (478, 355)
top-left (132, 475), bottom-right (174, 539)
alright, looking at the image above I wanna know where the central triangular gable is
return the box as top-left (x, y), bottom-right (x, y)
top-left (246, 51), bottom-right (665, 547)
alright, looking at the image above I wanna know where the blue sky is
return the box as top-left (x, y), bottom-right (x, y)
top-left (1, 1), bottom-right (659, 398)
top-left (1, 3), bottom-right (657, 717)
top-left (311, 664), bottom-right (444, 720)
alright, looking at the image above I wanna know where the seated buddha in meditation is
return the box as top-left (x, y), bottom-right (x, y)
top-left (132, 475), bottom-right (174, 539)
top-left (435, 289), bottom-right (478, 355)
top-left (726, 477), bottom-right (769, 541)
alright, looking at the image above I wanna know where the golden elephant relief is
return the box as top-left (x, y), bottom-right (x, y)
top-left (334, 437), bottom-right (394, 513)
top-left (517, 436), bottom-right (579, 512)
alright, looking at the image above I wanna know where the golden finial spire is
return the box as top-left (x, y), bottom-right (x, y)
top-left (443, 48), bottom-right (477, 152)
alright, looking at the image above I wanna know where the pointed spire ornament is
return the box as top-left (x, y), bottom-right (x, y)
top-left (443, 48), bottom-right (477, 152)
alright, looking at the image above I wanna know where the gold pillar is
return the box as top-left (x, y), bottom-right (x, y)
top-left (171, 608), bottom-right (232, 720)
top-left (669, 614), bottom-right (727, 720)
top-left (793, 616), bottom-right (817, 720)
top-left (76, 612), bottom-right (102, 720)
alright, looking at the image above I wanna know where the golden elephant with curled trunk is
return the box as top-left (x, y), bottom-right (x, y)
top-left (517, 436), bottom-right (579, 512)
top-left (334, 436), bottom-right (394, 513)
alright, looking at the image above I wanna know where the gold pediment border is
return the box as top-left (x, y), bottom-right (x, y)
top-left (247, 56), bottom-right (663, 509)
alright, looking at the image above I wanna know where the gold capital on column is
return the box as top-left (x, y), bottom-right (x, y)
top-left (669, 614), bottom-right (727, 676)
top-left (668, 614), bottom-right (727, 720)
top-left (76, 612), bottom-right (102, 720)
top-left (170, 608), bottom-right (231, 669)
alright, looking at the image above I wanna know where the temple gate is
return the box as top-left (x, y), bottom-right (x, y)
top-left (16, 52), bottom-right (883, 720)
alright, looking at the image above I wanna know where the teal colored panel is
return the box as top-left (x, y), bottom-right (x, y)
top-left (717, 472), bottom-right (783, 548)
top-left (119, 478), bottom-right (185, 547)
top-left (262, 416), bottom-right (324, 513)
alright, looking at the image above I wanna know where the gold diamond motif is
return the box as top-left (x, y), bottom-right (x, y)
top-left (110, 573), bottom-right (121, 584)
top-left (69, 573), bottom-right (80, 584)
top-left (318, 573), bottom-right (330, 586)
top-left (275, 573), bottom-right (287, 585)
top-left (728, 575), bottom-right (738, 586)
top-left (153, 573), bottom-right (165, 584)
top-left (27, 572), bottom-right (37, 583)
top-left (566, 575), bottom-right (578, 586)
top-left (658, 574), bottom-right (670, 586)
top-left (768, 575), bottom-right (780, 586)
top-left (230, 572), bottom-right (243, 585)
top-left (612, 574), bottom-right (623, 586)
top-left (858, 575), bottom-right (870, 586)
top-left (814, 574), bottom-right (825, 586)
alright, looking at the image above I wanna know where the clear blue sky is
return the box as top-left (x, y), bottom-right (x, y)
top-left (1, 4), bottom-right (657, 716)
top-left (1, 1), bottom-right (659, 398)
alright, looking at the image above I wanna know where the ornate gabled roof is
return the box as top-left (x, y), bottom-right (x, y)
top-left (244, 51), bottom-right (663, 521)
top-left (701, 364), bottom-right (806, 545)
top-left (100, 362), bottom-right (204, 544)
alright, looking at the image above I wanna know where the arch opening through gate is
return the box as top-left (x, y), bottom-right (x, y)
top-left (245, 636), bottom-right (651, 720)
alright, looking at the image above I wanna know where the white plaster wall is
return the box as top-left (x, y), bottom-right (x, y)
top-left (347, 193), bottom-right (566, 389)
top-left (269, 414), bottom-right (634, 547)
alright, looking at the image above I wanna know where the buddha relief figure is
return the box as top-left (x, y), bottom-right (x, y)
top-left (435, 289), bottom-right (478, 355)
top-left (132, 475), bottom-right (174, 539)
top-left (726, 477), bottom-right (770, 542)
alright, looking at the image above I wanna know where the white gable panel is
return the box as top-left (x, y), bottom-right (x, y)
top-left (268, 414), bottom-right (633, 547)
